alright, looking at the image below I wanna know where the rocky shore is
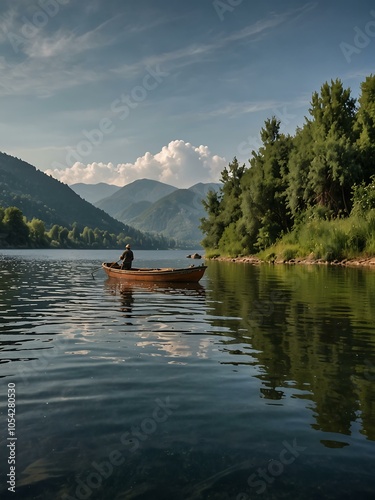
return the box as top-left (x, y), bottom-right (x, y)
top-left (207, 255), bottom-right (375, 267)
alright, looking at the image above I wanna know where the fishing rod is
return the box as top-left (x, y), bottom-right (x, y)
top-left (90, 265), bottom-right (103, 276)
top-left (89, 260), bottom-right (121, 278)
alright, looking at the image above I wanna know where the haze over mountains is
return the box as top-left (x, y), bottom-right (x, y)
top-left (70, 179), bottom-right (222, 245)
top-left (69, 183), bottom-right (121, 205)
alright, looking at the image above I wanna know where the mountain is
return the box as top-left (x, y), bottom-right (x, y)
top-left (128, 189), bottom-right (203, 243)
top-left (123, 182), bottom-right (222, 244)
top-left (117, 200), bottom-right (152, 221)
top-left (0, 152), bottom-right (129, 233)
top-left (95, 178), bottom-right (177, 220)
top-left (92, 178), bottom-right (221, 244)
top-left (70, 182), bottom-right (121, 204)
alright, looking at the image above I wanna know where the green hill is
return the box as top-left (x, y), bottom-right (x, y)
top-left (95, 178), bottom-right (177, 219)
top-left (0, 152), bottom-right (134, 234)
top-left (117, 200), bottom-right (153, 221)
top-left (128, 188), bottom-right (216, 244)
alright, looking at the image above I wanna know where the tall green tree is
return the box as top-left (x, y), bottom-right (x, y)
top-left (306, 79), bottom-right (360, 215)
top-left (200, 157), bottom-right (245, 251)
top-left (239, 118), bottom-right (293, 251)
top-left (286, 124), bottom-right (315, 219)
top-left (219, 157), bottom-right (246, 225)
top-left (356, 74), bottom-right (375, 182)
top-left (200, 189), bottom-right (224, 250)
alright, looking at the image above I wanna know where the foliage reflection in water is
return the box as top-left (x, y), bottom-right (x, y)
top-left (0, 250), bottom-right (375, 499)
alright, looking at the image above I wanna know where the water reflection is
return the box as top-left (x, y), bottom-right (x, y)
top-left (1, 253), bottom-right (375, 498)
top-left (103, 262), bottom-right (375, 444)
top-left (206, 261), bottom-right (375, 443)
top-left (103, 279), bottom-right (210, 361)
top-left (104, 278), bottom-right (206, 321)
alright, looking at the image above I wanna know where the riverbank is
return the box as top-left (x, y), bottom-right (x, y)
top-left (207, 255), bottom-right (375, 267)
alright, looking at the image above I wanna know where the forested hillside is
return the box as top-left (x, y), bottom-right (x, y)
top-left (0, 153), bottom-right (170, 249)
top-left (0, 203), bottom-right (171, 250)
top-left (0, 152), bottom-right (124, 232)
top-left (200, 75), bottom-right (375, 260)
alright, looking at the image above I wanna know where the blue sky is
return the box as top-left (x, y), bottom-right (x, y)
top-left (0, 0), bottom-right (374, 187)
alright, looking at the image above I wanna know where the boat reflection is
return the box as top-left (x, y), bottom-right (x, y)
top-left (118, 286), bottom-right (134, 319)
top-left (104, 278), bottom-right (205, 296)
top-left (104, 278), bottom-right (206, 323)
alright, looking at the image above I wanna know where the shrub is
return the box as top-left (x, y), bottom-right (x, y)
top-left (218, 223), bottom-right (244, 256)
top-left (282, 247), bottom-right (298, 261)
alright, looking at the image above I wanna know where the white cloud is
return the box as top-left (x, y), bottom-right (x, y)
top-left (44, 140), bottom-right (227, 188)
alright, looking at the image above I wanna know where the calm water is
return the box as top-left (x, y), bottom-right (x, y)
top-left (1, 249), bottom-right (375, 500)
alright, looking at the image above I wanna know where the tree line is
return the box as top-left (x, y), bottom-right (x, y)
top-left (200, 75), bottom-right (375, 260)
top-left (0, 205), bottom-right (172, 249)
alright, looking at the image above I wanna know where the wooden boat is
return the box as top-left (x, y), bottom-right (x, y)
top-left (102, 262), bottom-right (207, 282)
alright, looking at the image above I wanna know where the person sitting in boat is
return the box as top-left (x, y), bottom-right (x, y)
top-left (120, 244), bottom-right (134, 270)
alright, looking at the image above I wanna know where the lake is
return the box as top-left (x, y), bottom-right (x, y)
top-left (1, 249), bottom-right (375, 499)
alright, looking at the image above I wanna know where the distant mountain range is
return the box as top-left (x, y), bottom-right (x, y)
top-left (95, 179), bottom-right (177, 220)
top-left (70, 179), bottom-right (222, 245)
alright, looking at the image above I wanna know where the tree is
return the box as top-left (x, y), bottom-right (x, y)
top-left (28, 218), bottom-right (47, 246)
top-left (306, 79), bottom-right (360, 215)
top-left (48, 224), bottom-right (60, 242)
top-left (200, 157), bottom-right (246, 252)
top-left (69, 222), bottom-right (81, 243)
top-left (239, 118), bottom-right (293, 251)
top-left (102, 230), bottom-right (113, 247)
top-left (200, 189), bottom-right (223, 249)
top-left (81, 226), bottom-right (95, 246)
top-left (219, 157), bottom-right (246, 226)
top-left (3, 206), bottom-right (29, 245)
top-left (58, 227), bottom-right (69, 245)
top-left (356, 74), bottom-right (375, 182)
top-left (286, 124), bottom-right (315, 219)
